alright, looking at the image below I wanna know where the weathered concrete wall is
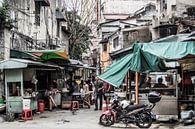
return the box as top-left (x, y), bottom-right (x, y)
top-left (167, 0), bottom-right (195, 18)
top-left (8, 0), bottom-right (68, 50)
top-left (0, 29), bottom-right (11, 60)
top-left (122, 26), bottom-right (151, 48)
top-left (0, 31), bottom-right (4, 60)
top-left (103, 0), bottom-right (156, 15)
top-left (99, 0), bottom-right (156, 22)
top-left (4, 29), bottom-right (11, 60)
top-left (0, 29), bottom-right (10, 98)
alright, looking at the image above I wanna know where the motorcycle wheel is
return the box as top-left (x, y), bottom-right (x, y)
top-left (136, 113), bottom-right (152, 128)
top-left (99, 114), bottom-right (115, 127)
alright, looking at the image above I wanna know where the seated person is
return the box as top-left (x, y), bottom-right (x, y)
top-left (153, 78), bottom-right (167, 88)
top-left (141, 77), bottom-right (151, 88)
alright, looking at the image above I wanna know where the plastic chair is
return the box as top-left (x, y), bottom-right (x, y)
top-left (21, 109), bottom-right (33, 121)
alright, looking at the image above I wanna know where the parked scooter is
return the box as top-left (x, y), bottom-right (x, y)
top-left (99, 91), bottom-right (161, 128)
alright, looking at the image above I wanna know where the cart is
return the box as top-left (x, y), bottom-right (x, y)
top-left (4, 69), bottom-right (38, 121)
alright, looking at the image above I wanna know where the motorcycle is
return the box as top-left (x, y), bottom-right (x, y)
top-left (180, 110), bottom-right (195, 125)
top-left (99, 91), bottom-right (161, 128)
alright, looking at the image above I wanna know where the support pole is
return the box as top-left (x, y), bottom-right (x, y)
top-left (129, 71), bottom-right (132, 101)
top-left (126, 73), bottom-right (129, 100)
top-left (135, 72), bottom-right (139, 104)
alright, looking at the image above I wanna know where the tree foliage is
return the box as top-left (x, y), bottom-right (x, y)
top-left (0, 0), bottom-right (14, 30)
top-left (63, 0), bottom-right (96, 60)
top-left (66, 11), bottom-right (92, 60)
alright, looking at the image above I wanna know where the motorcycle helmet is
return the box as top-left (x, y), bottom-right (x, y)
top-left (111, 94), bottom-right (118, 103)
top-left (120, 100), bottom-right (129, 109)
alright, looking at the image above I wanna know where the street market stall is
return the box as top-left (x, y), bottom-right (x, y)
top-left (98, 41), bottom-right (195, 119)
top-left (139, 70), bottom-right (179, 119)
top-left (0, 58), bottom-right (62, 120)
top-left (28, 49), bottom-right (96, 110)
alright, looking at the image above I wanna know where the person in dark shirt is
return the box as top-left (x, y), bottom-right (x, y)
top-left (94, 77), bottom-right (103, 110)
top-left (141, 77), bottom-right (151, 88)
top-left (153, 78), bottom-right (167, 88)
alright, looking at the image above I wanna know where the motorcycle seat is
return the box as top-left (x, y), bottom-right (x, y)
top-left (125, 104), bottom-right (147, 112)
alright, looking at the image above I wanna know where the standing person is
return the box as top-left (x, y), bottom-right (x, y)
top-left (87, 80), bottom-right (94, 105)
top-left (83, 80), bottom-right (89, 93)
top-left (44, 86), bottom-right (57, 111)
top-left (94, 77), bottom-right (103, 110)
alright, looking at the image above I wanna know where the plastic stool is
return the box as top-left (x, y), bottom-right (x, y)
top-left (72, 101), bottom-right (79, 110)
top-left (22, 109), bottom-right (33, 121)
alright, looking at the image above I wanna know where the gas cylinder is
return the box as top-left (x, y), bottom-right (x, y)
top-left (38, 100), bottom-right (45, 113)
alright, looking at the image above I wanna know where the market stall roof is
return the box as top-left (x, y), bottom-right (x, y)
top-left (10, 49), bottom-right (39, 60)
top-left (151, 32), bottom-right (195, 43)
top-left (27, 48), bottom-right (69, 61)
top-left (136, 41), bottom-right (195, 60)
top-left (0, 58), bottom-right (63, 70)
top-left (65, 59), bottom-right (95, 70)
top-left (99, 41), bottom-right (195, 87)
top-left (72, 64), bottom-right (96, 70)
top-left (69, 59), bottom-right (84, 66)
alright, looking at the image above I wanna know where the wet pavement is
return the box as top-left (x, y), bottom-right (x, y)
top-left (0, 108), bottom-right (195, 129)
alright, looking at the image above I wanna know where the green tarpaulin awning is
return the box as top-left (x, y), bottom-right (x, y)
top-left (98, 54), bottom-right (134, 87)
top-left (99, 41), bottom-right (195, 87)
top-left (135, 42), bottom-right (195, 60)
top-left (98, 46), bottom-right (166, 87)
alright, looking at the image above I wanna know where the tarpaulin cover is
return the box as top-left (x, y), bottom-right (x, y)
top-left (28, 49), bottom-right (69, 61)
top-left (99, 42), bottom-right (195, 87)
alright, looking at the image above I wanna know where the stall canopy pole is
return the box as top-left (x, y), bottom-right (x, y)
top-left (5, 71), bottom-right (8, 99)
top-left (135, 72), bottom-right (139, 104)
top-left (126, 73), bottom-right (129, 100)
top-left (21, 70), bottom-right (24, 96)
top-left (175, 69), bottom-right (178, 98)
top-left (129, 71), bottom-right (131, 101)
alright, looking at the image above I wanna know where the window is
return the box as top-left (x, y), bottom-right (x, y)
top-left (8, 82), bottom-right (21, 96)
top-left (57, 21), bottom-right (60, 37)
top-left (35, 2), bottom-right (41, 26)
top-left (113, 37), bottom-right (119, 48)
top-left (123, 32), bottom-right (129, 42)
top-left (172, 5), bottom-right (176, 11)
top-left (103, 43), bottom-right (107, 51)
top-left (187, 7), bottom-right (195, 17)
top-left (124, 25), bottom-right (130, 28)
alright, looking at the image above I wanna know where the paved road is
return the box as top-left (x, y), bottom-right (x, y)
top-left (1, 108), bottom-right (195, 129)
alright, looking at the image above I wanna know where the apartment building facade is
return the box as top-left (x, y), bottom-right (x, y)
top-left (0, 0), bottom-right (69, 61)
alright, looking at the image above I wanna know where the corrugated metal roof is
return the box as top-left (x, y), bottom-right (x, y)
top-left (69, 59), bottom-right (84, 65)
top-left (0, 58), bottom-right (62, 70)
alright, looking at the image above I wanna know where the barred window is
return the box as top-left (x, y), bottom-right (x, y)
top-left (35, 2), bottom-right (41, 26)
